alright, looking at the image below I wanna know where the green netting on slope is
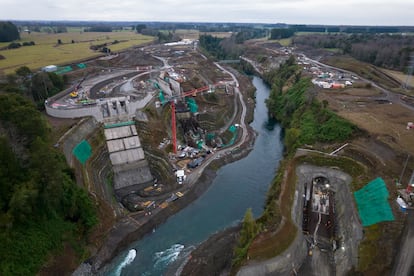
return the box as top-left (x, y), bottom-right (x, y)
top-left (206, 133), bottom-right (215, 140)
top-left (229, 125), bottom-right (237, 133)
top-left (354, 177), bottom-right (394, 227)
top-left (159, 91), bottom-right (165, 104)
top-left (196, 140), bottom-right (204, 149)
top-left (186, 98), bottom-right (198, 113)
top-left (72, 140), bottom-right (92, 165)
top-left (55, 66), bottom-right (73, 75)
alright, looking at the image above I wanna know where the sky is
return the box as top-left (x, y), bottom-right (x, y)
top-left (0, 0), bottom-right (413, 26)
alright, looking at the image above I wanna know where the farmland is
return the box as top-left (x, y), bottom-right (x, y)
top-left (0, 31), bottom-right (154, 74)
top-left (175, 29), bottom-right (233, 40)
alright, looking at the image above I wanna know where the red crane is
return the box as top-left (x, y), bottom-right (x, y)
top-left (170, 85), bottom-right (211, 154)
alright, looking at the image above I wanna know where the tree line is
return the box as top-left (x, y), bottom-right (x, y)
top-left (198, 34), bottom-right (245, 60)
top-left (0, 21), bottom-right (20, 42)
top-left (2, 66), bottom-right (66, 108)
top-left (292, 33), bottom-right (414, 72)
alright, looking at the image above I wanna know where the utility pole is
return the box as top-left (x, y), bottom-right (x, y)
top-left (403, 54), bottom-right (414, 90)
top-left (399, 154), bottom-right (410, 186)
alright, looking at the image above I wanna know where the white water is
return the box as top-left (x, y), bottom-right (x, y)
top-left (114, 249), bottom-right (136, 276)
top-left (153, 244), bottom-right (184, 269)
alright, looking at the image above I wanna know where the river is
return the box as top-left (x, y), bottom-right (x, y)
top-left (105, 76), bottom-right (284, 276)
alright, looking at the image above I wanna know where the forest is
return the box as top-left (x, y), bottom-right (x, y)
top-left (198, 34), bottom-right (246, 60)
top-left (293, 33), bottom-right (414, 71)
top-left (264, 56), bottom-right (356, 153)
top-left (0, 93), bottom-right (97, 275)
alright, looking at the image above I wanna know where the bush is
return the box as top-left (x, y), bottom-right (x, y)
top-left (0, 21), bottom-right (20, 42)
top-left (7, 42), bottom-right (21, 49)
top-left (22, 41), bottom-right (35, 46)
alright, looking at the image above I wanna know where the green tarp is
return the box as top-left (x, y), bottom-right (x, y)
top-left (104, 121), bottom-right (135, 129)
top-left (72, 140), bottom-right (92, 165)
top-left (55, 66), bottom-right (73, 75)
top-left (229, 125), bottom-right (237, 133)
top-left (186, 98), bottom-right (198, 113)
top-left (159, 91), bottom-right (165, 104)
top-left (354, 177), bottom-right (395, 227)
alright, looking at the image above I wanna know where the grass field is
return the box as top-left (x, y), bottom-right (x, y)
top-left (175, 29), bottom-right (234, 39)
top-left (0, 31), bottom-right (154, 74)
top-left (382, 68), bottom-right (414, 87)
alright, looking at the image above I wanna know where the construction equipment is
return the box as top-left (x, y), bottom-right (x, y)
top-left (170, 85), bottom-right (211, 154)
top-left (70, 75), bottom-right (87, 98)
top-left (162, 85), bottom-right (213, 154)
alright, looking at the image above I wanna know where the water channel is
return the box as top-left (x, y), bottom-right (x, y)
top-left (106, 76), bottom-right (284, 276)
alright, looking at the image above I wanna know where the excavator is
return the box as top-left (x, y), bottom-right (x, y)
top-left (70, 75), bottom-right (87, 98)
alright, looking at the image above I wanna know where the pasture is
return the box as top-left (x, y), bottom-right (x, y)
top-left (175, 29), bottom-right (234, 39)
top-left (0, 31), bottom-right (154, 74)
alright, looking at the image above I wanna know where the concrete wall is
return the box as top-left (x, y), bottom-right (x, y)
top-left (46, 93), bottom-right (153, 123)
top-left (237, 233), bottom-right (308, 276)
top-left (46, 104), bottom-right (104, 121)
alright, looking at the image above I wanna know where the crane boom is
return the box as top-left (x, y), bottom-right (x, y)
top-left (171, 101), bottom-right (177, 154)
top-left (170, 82), bottom-right (221, 154)
top-left (181, 85), bottom-right (210, 97)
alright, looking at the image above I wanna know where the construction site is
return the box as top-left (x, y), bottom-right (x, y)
top-left (47, 41), bottom-right (252, 215)
top-left (43, 37), bottom-right (414, 276)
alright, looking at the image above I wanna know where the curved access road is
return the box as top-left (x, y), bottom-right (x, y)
top-left (185, 63), bottom-right (248, 186)
top-left (300, 54), bottom-right (414, 112)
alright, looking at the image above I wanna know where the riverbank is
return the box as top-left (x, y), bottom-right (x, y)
top-left (72, 66), bottom-right (259, 274)
top-left (72, 118), bottom-right (257, 274)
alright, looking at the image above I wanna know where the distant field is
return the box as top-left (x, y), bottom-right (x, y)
top-left (382, 68), bottom-right (414, 87)
top-left (174, 29), bottom-right (200, 40)
top-left (0, 31), bottom-right (154, 74)
top-left (175, 29), bottom-right (233, 39)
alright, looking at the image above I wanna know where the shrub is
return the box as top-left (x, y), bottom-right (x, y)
top-left (7, 42), bottom-right (21, 49)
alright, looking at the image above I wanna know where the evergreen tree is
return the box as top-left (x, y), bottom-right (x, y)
top-left (0, 21), bottom-right (20, 42)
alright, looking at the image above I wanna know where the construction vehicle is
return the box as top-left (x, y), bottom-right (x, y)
top-left (398, 170), bottom-right (414, 208)
top-left (70, 75), bottom-right (87, 98)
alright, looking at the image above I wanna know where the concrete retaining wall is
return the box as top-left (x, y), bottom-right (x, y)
top-left (237, 164), bottom-right (362, 276)
top-left (46, 104), bottom-right (104, 121)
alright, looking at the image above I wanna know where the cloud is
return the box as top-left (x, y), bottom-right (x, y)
top-left (0, 0), bottom-right (413, 25)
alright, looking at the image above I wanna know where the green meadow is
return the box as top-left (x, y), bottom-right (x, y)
top-left (0, 31), bottom-right (154, 74)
